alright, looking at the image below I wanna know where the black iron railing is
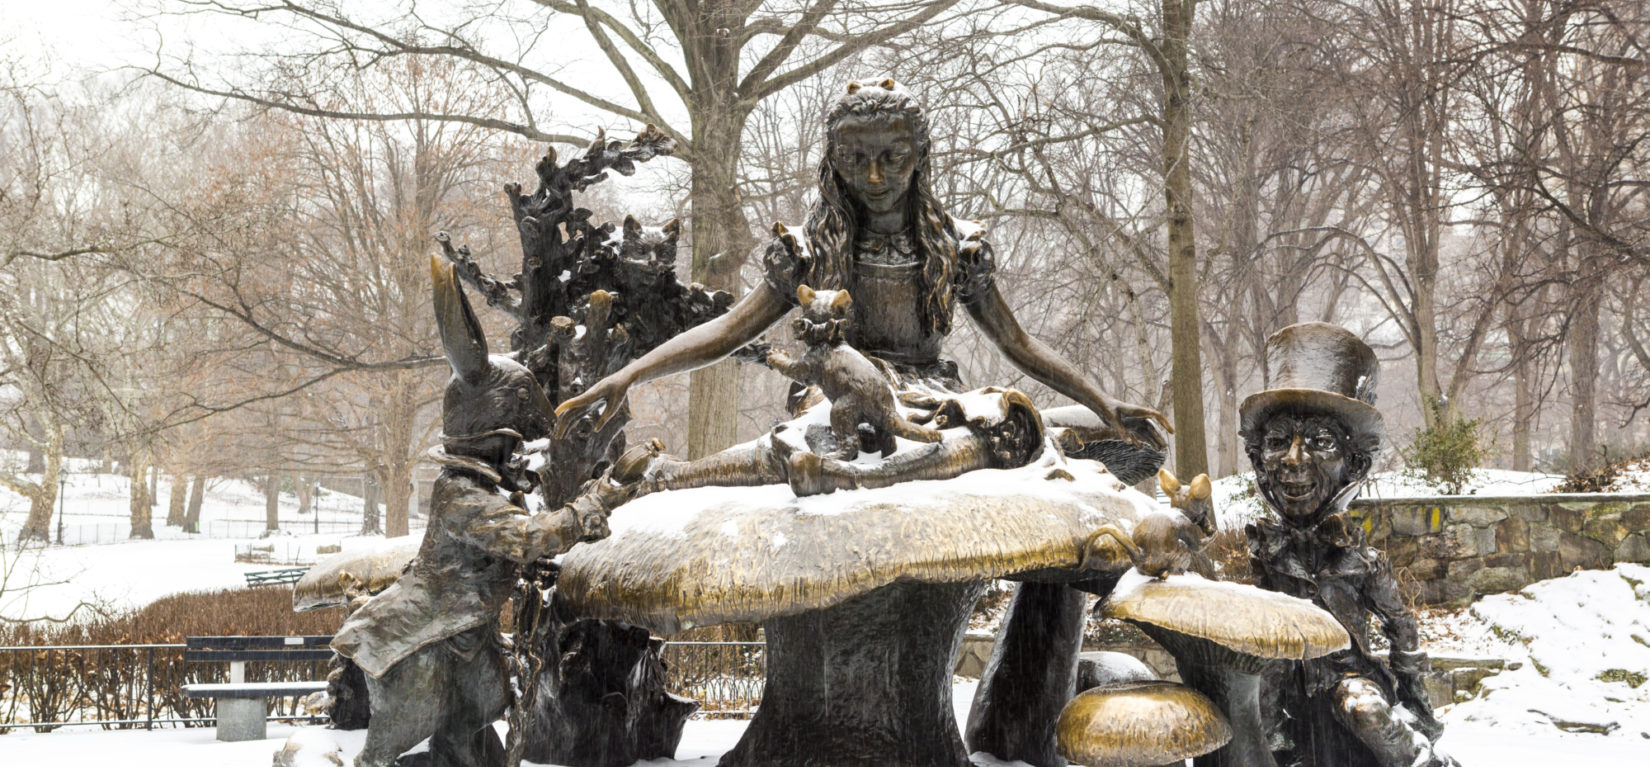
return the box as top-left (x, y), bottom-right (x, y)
top-left (0, 643), bottom-right (327, 731)
top-left (0, 640), bottom-right (767, 730)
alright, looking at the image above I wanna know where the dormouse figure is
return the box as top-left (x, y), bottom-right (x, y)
top-left (1158, 467), bottom-right (1217, 537)
top-left (765, 283), bottom-right (942, 460)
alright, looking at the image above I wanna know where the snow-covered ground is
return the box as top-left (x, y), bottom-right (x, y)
top-left (1586, 455), bottom-right (1650, 493)
top-left (0, 453), bottom-right (383, 544)
top-left (3, 462), bottom-right (1648, 764)
top-left (0, 457), bottom-right (422, 622)
top-left (1, 673), bottom-right (1646, 766)
top-left (1440, 564), bottom-right (1650, 739)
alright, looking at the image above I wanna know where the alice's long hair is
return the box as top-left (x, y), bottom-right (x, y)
top-left (803, 82), bottom-right (959, 335)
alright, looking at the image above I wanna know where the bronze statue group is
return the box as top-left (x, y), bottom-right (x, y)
top-left (324, 81), bottom-right (1456, 767)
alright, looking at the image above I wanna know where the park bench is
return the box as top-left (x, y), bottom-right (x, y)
top-left (244, 567), bottom-right (310, 587)
top-left (180, 635), bottom-right (332, 741)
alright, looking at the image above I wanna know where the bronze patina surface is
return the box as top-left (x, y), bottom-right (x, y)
top-left (1057, 681), bottom-right (1232, 767)
top-left (1102, 574), bottom-right (1348, 767)
top-left (1101, 574), bottom-right (1349, 663)
top-left (293, 540), bottom-right (421, 612)
top-left (1238, 323), bottom-right (1455, 767)
top-left (559, 455), bottom-right (1149, 634)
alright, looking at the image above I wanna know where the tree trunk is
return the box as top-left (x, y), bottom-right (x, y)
top-left (1413, 262), bottom-right (1443, 425)
top-left (264, 475), bottom-right (281, 532)
top-left (149, 464), bottom-right (160, 507)
top-left (297, 475), bottom-right (314, 515)
top-left (382, 464), bottom-right (412, 538)
top-left (685, 109), bottom-right (754, 460)
top-left (361, 474), bottom-right (382, 535)
top-left (166, 472), bottom-right (188, 527)
top-left (1568, 278), bottom-right (1600, 472)
top-left (1512, 348), bottom-right (1534, 472)
top-left (1211, 339), bottom-right (1240, 478)
top-left (129, 449), bottom-right (154, 539)
top-left (185, 475), bottom-right (205, 534)
top-left (18, 426), bottom-right (63, 542)
top-left (1163, 0), bottom-right (1208, 479)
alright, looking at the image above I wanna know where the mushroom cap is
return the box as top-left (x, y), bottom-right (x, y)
top-left (293, 539), bottom-right (421, 612)
top-left (1100, 572), bottom-right (1348, 667)
top-left (1056, 681), bottom-right (1232, 767)
top-left (557, 455), bottom-right (1157, 634)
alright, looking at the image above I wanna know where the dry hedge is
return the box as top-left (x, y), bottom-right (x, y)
top-left (1, 586), bottom-right (343, 646)
top-left (0, 588), bottom-right (344, 731)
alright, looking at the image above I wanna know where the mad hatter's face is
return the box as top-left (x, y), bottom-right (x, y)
top-left (1255, 412), bottom-right (1355, 523)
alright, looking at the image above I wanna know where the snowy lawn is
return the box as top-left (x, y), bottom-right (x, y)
top-left (1439, 564), bottom-right (1650, 739)
top-left (3, 461), bottom-right (1647, 764)
top-left (0, 453), bottom-right (378, 545)
top-left (1, 459), bottom-right (422, 622)
top-left (1, 681), bottom-right (1646, 766)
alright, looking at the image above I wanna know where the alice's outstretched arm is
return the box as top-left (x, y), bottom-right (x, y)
top-left (555, 282), bottom-right (791, 435)
top-left (964, 283), bottom-right (1171, 448)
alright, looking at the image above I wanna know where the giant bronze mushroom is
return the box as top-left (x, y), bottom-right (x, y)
top-left (1101, 572), bottom-right (1349, 767)
top-left (558, 446), bottom-right (1157, 767)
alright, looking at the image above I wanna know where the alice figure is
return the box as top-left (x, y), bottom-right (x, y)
top-left (556, 79), bottom-right (1168, 468)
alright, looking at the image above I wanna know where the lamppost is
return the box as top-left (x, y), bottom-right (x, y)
top-left (56, 474), bottom-right (65, 545)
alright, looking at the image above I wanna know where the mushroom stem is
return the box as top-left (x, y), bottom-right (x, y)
top-left (718, 580), bottom-right (985, 767)
top-left (967, 582), bottom-right (1088, 767)
top-left (1177, 663), bottom-right (1275, 767)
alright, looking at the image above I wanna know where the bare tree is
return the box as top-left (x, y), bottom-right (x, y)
top-left (0, 67), bottom-right (143, 540)
top-left (150, 0), bottom-right (972, 458)
top-left (133, 58), bottom-right (526, 536)
top-left (1454, 0), bottom-right (1650, 469)
top-left (974, 0), bottom-right (1210, 475)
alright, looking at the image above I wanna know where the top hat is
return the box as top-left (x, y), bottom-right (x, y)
top-left (1239, 322), bottom-right (1384, 454)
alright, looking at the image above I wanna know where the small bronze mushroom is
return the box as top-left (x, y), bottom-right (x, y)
top-left (1057, 680), bottom-right (1232, 767)
top-left (1101, 573), bottom-right (1349, 767)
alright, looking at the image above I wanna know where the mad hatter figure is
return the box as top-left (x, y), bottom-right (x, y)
top-left (1240, 322), bottom-right (1456, 767)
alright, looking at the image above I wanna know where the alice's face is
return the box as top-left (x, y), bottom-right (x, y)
top-left (1256, 413), bottom-right (1351, 522)
top-left (831, 114), bottom-right (918, 215)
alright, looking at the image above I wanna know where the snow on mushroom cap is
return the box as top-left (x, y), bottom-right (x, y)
top-left (557, 457), bottom-right (1154, 635)
top-left (1057, 681), bottom-right (1232, 767)
top-left (1101, 571), bottom-right (1349, 662)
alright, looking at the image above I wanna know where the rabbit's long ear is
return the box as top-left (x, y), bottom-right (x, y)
top-left (431, 255), bottom-right (489, 384)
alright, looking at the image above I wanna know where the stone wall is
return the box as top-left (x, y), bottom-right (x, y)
top-left (1346, 493), bottom-right (1650, 605)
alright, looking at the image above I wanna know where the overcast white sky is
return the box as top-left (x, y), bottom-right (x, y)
top-left (7, 1), bottom-right (191, 76)
top-left (9, 1), bottom-right (681, 136)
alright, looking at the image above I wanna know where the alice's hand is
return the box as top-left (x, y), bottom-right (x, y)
top-left (1089, 398), bottom-right (1173, 451)
top-left (554, 373), bottom-right (632, 439)
top-left (1114, 401), bottom-right (1173, 451)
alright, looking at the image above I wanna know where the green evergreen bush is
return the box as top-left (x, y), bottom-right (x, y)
top-left (1403, 397), bottom-right (1488, 495)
